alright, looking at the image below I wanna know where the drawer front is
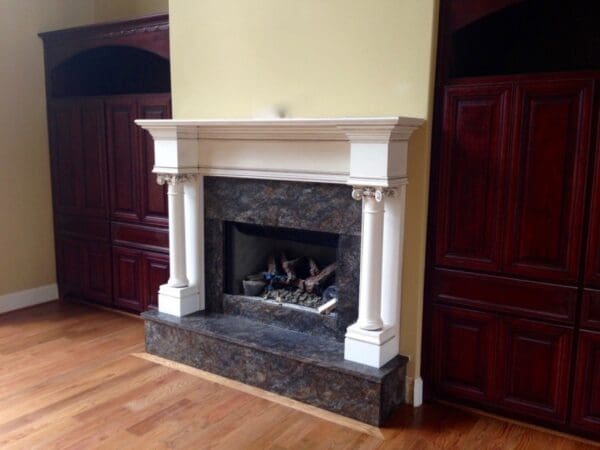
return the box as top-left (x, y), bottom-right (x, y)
top-left (111, 222), bottom-right (168, 253)
top-left (431, 268), bottom-right (577, 323)
top-left (55, 214), bottom-right (110, 241)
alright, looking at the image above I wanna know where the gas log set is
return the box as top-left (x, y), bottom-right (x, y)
top-left (242, 253), bottom-right (338, 310)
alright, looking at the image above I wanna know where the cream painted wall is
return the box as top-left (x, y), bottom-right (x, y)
top-left (0, 0), bottom-right (96, 297)
top-left (94, 0), bottom-right (168, 22)
top-left (169, 0), bottom-right (438, 381)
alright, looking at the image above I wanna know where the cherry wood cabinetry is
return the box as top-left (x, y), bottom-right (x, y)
top-left (49, 99), bottom-right (108, 218)
top-left (435, 84), bottom-right (511, 272)
top-left (504, 80), bottom-right (593, 283)
top-left (571, 330), bottom-right (600, 435)
top-left (427, 73), bottom-right (600, 438)
top-left (41, 16), bottom-right (171, 314)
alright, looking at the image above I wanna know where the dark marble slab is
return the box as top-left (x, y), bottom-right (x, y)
top-left (223, 294), bottom-right (342, 340)
top-left (204, 177), bottom-right (362, 236)
top-left (143, 310), bottom-right (408, 425)
top-left (203, 177), bottom-right (361, 333)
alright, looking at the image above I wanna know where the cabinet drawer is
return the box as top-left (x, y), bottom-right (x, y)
top-left (111, 222), bottom-right (168, 253)
top-left (431, 268), bottom-right (577, 323)
top-left (56, 215), bottom-right (110, 241)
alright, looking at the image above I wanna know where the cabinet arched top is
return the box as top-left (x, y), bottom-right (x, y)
top-left (39, 14), bottom-right (170, 72)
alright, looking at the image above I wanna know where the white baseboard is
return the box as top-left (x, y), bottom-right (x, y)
top-left (405, 376), bottom-right (424, 407)
top-left (0, 284), bottom-right (58, 315)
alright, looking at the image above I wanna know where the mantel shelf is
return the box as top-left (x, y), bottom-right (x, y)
top-left (136, 116), bottom-right (425, 187)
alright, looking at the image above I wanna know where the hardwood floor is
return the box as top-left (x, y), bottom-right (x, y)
top-left (0, 301), bottom-right (596, 449)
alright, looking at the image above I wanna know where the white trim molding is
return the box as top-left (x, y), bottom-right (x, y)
top-left (136, 116), bottom-right (424, 368)
top-left (405, 376), bottom-right (424, 407)
top-left (0, 284), bottom-right (58, 315)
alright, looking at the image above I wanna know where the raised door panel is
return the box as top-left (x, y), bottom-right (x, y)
top-left (83, 242), bottom-right (112, 306)
top-left (112, 246), bottom-right (144, 312)
top-left (432, 305), bottom-right (499, 403)
top-left (48, 102), bottom-right (81, 214)
top-left (499, 319), bottom-right (572, 423)
top-left (79, 100), bottom-right (109, 217)
top-left (585, 114), bottom-right (600, 288)
top-left (138, 95), bottom-right (170, 226)
top-left (143, 252), bottom-right (169, 310)
top-left (504, 80), bottom-right (593, 283)
top-left (571, 330), bottom-right (600, 436)
top-left (435, 84), bottom-right (511, 271)
top-left (106, 98), bottom-right (140, 222)
top-left (56, 237), bottom-right (84, 299)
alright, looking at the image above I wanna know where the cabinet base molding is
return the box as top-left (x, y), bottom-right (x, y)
top-left (0, 284), bottom-right (58, 315)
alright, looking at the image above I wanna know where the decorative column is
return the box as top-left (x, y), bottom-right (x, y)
top-left (157, 174), bottom-right (189, 287)
top-left (344, 185), bottom-right (397, 368)
top-left (156, 173), bottom-right (201, 317)
top-left (351, 186), bottom-right (390, 330)
top-left (380, 183), bottom-right (407, 355)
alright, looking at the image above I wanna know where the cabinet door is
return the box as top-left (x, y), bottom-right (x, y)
top-left (435, 84), bottom-right (511, 272)
top-left (143, 252), bottom-right (169, 310)
top-left (83, 242), bottom-right (112, 306)
top-left (106, 98), bottom-right (140, 223)
top-left (138, 95), bottom-right (170, 226)
top-left (432, 305), bottom-right (499, 403)
top-left (56, 237), bottom-right (84, 300)
top-left (498, 319), bottom-right (572, 423)
top-left (504, 80), bottom-right (593, 283)
top-left (585, 116), bottom-right (600, 288)
top-left (112, 246), bottom-right (144, 312)
top-left (79, 100), bottom-right (109, 217)
top-left (49, 102), bottom-right (81, 215)
top-left (571, 330), bottom-right (600, 436)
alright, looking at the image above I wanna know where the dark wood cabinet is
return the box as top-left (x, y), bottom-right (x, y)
top-left (585, 115), bottom-right (600, 289)
top-left (113, 246), bottom-right (169, 312)
top-left (144, 252), bottom-right (170, 309)
top-left (571, 330), bottom-right (600, 435)
top-left (504, 80), bottom-right (593, 283)
top-left (139, 95), bottom-right (170, 227)
top-left (427, 73), bottom-right (600, 439)
top-left (41, 16), bottom-right (171, 314)
top-left (435, 84), bottom-right (511, 272)
top-left (498, 319), bottom-right (572, 423)
top-left (106, 97), bottom-right (141, 223)
top-left (49, 99), bottom-right (108, 218)
top-left (432, 305), bottom-right (498, 403)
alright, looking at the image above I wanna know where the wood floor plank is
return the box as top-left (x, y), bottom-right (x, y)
top-left (0, 301), bottom-right (595, 449)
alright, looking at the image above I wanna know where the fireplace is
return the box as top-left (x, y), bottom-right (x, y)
top-left (225, 222), bottom-right (339, 307)
top-left (136, 117), bottom-right (424, 425)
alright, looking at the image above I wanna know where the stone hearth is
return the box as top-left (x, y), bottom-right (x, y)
top-left (136, 117), bottom-right (423, 424)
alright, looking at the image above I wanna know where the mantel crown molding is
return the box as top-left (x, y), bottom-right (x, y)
top-left (136, 117), bottom-right (424, 143)
top-left (135, 116), bottom-right (424, 186)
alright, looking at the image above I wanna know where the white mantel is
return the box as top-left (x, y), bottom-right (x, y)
top-left (136, 117), bottom-right (424, 369)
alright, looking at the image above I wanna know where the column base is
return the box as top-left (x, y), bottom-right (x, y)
top-left (344, 323), bottom-right (397, 368)
top-left (158, 284), bottom-right (201, 317)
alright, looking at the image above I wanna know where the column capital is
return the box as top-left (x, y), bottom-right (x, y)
top-left (351, 186), bottom-right (396, 202)
top-left (156, 173), bottom-right (196, 186)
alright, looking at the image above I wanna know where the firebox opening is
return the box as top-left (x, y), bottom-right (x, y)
top-left (224, 222), bottom-right (339, 309)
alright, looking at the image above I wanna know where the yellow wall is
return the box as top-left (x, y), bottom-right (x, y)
top-left (0, 0), bottom-right (168, 298)
top-left (170, 0), bottom-right (438, 380)
top-left (94, 0), bottom-right (168, 22)
top-left (0, 0), bottom-right (95, 296)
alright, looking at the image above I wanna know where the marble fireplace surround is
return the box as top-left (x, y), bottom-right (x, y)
top-left (136, 117), bottom-right (424, 369)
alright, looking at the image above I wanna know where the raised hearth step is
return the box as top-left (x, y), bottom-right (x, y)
top-left (143, 310), bottom-right (407, 426)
